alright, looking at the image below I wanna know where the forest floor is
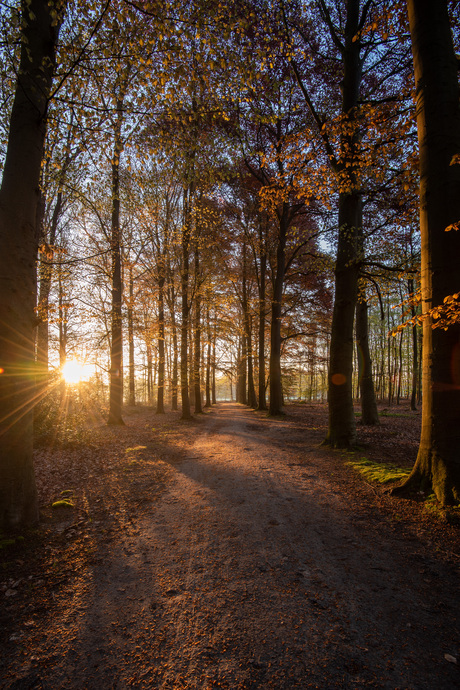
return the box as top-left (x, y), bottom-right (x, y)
top-left (1, 401), bottom-right (460, 689)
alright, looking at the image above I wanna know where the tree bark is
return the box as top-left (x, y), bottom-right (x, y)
top-left (107, 98), bottom-right (124, 425)
top-left (325, 0), bottom-right (362, 447)
top-left (242, 240), bottom-right (257, 407)
top-left (180, 187), bottom-right (192, 419)
top-left (394, 0), bottom-right (460, 504)
top-left (269, 208), bottom-right (288, 415)
top-left (408, 278), bottom-right (419, 410)
top-left (212, 325), bottom-right (217, 404)
top-left (156, 274), bottom-right (165, 413)
top-left (205, 302), bottom-right (211, 407)
top-left (0, 0), bottom-right (64, 530)
top-left (356, 295), bottom-right (379, 425)
top-left (193, 247), bottom-right (203, 413)
top-left (127, 266), bottom-right (135, 406)
top-left (36, 190), bottom-right (62, 371)
top-left (257, 245), bottom-right (267, 410)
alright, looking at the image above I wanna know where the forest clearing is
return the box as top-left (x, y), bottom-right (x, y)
top-left (1, 402), bottom-right (459, 688)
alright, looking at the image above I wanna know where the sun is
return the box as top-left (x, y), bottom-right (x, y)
top-left (62, 359), bottom-right (91, 384)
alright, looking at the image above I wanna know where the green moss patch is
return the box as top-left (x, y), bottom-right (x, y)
top-left (346, 457), bottom-right (410, 484)
top-left (51, 499), bottom-right (74, 509)
top-left (0, 538), bottom-right (16, 549)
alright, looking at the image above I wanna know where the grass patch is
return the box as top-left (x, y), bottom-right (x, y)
top-left (346, 456), bottom-right (410, 484)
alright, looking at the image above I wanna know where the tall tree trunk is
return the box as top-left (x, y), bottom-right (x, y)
top-left (127, 266), bottom-right (135, 406)
top-left (246, 314), bottom-right (257, 408)
top-left (193, 248), bottom-right (203, 413)
top-left (257, 235), bottom-right (267, 410)
top-left (408, 278), bottom-right (419, 410)
top-left (394, 0), bottom-right (460, 504)
top-left (205, 302), bottom-right (211, 407)
top-left (36, 114), bottom-right (73, 375)
top-left (107, 99), bottom-right (124, 425)
top-left (167, 280), bottom-right (179, 411)
top-left (269, 209), bottom-right (288, 415)
top-left (180, 187), bottom-right (192, 419)
top-left (36, 190), bottom-right (62, 371)
top-left (156, 274), bottom-right (165, 414)
top-left (237, 334), bottom-right (247, 404)
top-left (356, 295), bottom-right (379, 425)
top-left (146, 342), bottom-right (153, 405)
top-left (326, 0), bottom-right (362, 447)
top-left (212, 324), bottom-right (217, 404)
top-left (0, 0), bottom-right (64, 529)
top-left (58, 265), bottom-right (67, 371)
top-left (242, 240), bottom-right (257, 408)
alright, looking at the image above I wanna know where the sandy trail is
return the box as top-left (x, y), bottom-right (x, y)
top-left (6, 403), bottom-right (460, 689)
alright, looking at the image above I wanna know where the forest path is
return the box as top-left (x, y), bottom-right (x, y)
top-left (4, 403), bottom-right (460, 688)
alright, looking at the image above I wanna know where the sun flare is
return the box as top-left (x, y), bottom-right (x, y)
top-left (62, 359), bottom-right (93, 384)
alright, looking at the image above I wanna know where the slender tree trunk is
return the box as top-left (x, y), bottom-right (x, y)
top-left (107, 99), bottom-right (124, 425)
top-left (58, 262), bottom-right (67, 408)
top-left (36, 115), bottom-right (73, 374)
top-left (269, 209), bottom-right (288, 415)
top-left (127, 266), bottom-right (135, 406)
top-left (246, 314), bottom-right (257, 407)
top-left (180, 187), bottom-right (192, 419)
top-left (237, 334), bottom-right (247, 404)
top-left (0, 0), bottom-right (65, 530)
top-left (394, 0), bottom-right (460, 504)
top-left (408, 278), bottom-right (418, 410)
top-left (212, 324), bottom-right (217, 404)
top-left (193, 248), bottom-right (203, 413)
top-left (156, 275), bottom-right (165, 414)
top-left (36, 190), bottom-right (62, 371)
top-left (257, 244), bottom-right (267, 410)
top-left (242, 240), bottom-right (257, 407)
top-left (146, 342), bottom-right (153, 405)
top-left (326, 0), bottom-right (362, 447)
top-left (171, 317), bottom-right (178, 411)
top-left (356, 295), bottom-right (379, 425)
top-left (205, 302), bottom-right (211, 407)
top-left (167, 280), bottom-right (179, 411)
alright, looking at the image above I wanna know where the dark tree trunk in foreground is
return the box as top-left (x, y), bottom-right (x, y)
top-left (107, 99), bottom-right (125, 425)
top-left (325, 0), bottom-right (362, 447)
top-left (394, 0), bottom-right (460, 504)
top-left (0, 0), bottom-right (64, 530)
top-left (356, 295), bottom-right (379, 425)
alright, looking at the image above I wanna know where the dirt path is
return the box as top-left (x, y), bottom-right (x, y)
top-left (3, 403), bottom-right (460, 688)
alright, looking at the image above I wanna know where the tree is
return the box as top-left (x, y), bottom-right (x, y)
top-left (394, 0), bottom-right (460, 504)
top-left (0, 0), bottom-right (66, 529)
